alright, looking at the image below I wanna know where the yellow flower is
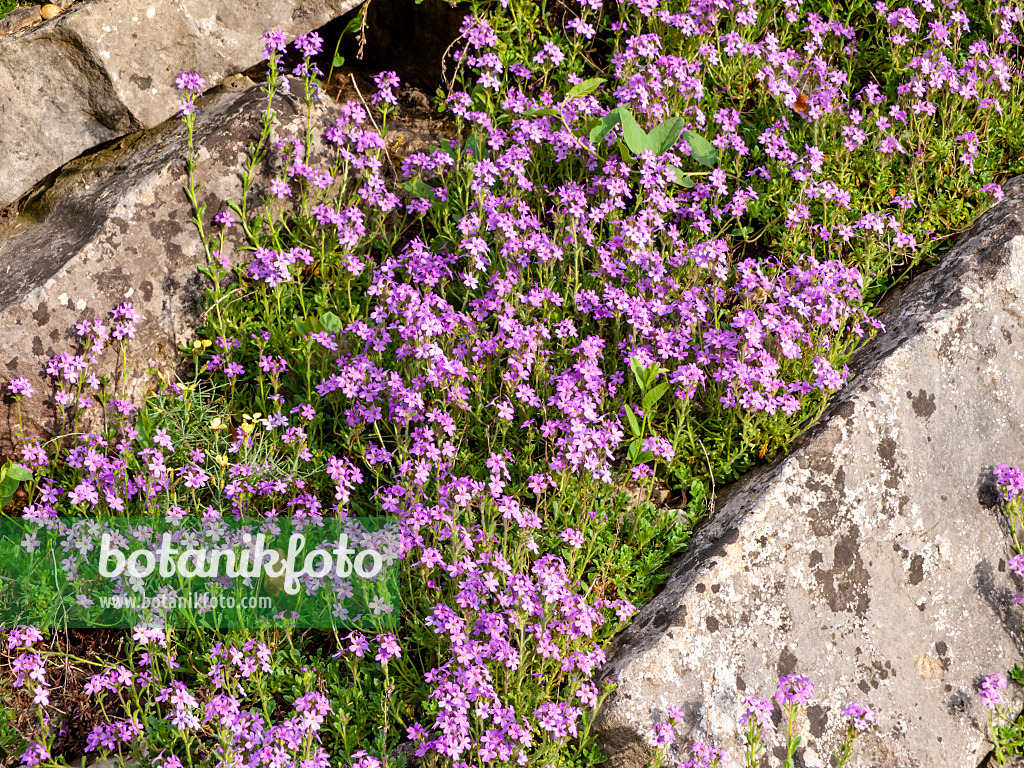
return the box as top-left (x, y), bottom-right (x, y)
top-left (214, 454), bottom-right (230, 468)
top-left (209, 416), bottom-right (227, 432)
top-left (240, 422), bottom-right (255, 435)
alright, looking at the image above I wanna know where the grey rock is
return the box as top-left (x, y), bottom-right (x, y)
top-left (0, 84), bottom-right (344, 453)
top-left (0, 5), bottom-right (42, 37)
top-left (0, 0), bottom-right (364, 208)
top-left (595, 178), bottom-right (1024, 767)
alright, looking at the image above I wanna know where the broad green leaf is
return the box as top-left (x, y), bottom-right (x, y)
top-left (589, 108), bottom-right (622, 145)
top-left (629, 357), bottom-right (646, 388)
top-left (624, 405), bottom-right (642, 438)
top-left (617, 139), bottom-right (632, 162)
top-left (401, 178), bottom-right (434, 198)
top-left (522, 108), bottom-right (561, 118)
top-left (670, 167), bottom-right (695, 187)
top-left (332, 54), bottom-right (345, 68)
top-left (566, 77), bottom-right (606, 100)
top-left (344, 12), bottom-right (363, 36)
top-left (682, 130), bottom-right (718, 168)
top-left (649, 117), bottom-right (685, 155)
top-left (0, 476), bottom-right (17, 509)
top-left (320, 311), bottom-right (342, 334)
top-left (642, 382), bottom-right (671, 412)
top-left (626, 439), bottom-right (640, 464)
top-left (618, 108), bottom-right (652, 155)
top-left (6, 463), bottom-right (32, 482)
top-left (644, 361), bottom-right (663, 380)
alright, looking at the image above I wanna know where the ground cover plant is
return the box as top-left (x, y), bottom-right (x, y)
top-left (3, 0), bottom-right (1024, 765)
top-left (981, 464), bottom-right (1024, 764)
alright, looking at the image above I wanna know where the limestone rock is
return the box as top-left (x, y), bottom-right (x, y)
top-left (0, 6), bottom-right (42, 37)
top-left (0, 84), bottom-right (344, 453)
top-left (0, 0), bottom-right (364, 208)
top-left (595, 178), bottom-right (1024, 767)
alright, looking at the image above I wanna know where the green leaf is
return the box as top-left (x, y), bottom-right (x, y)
top-left (617, 139), bottom-right (632, 162)
top-left (6, 464), bottom-right (32, 483)
top-left (626, 439), bottom-right (640, 464)
top-left (0, 477), bottom-right (17, 509)
top-left (624, 405), bottom-right (642, 438)
top-left (629, 357), bottom-right (647, 389)
top-left (589, 108), bottom-right (622, 145)
top-left (682, 130), bottom-right (718, 168)
top-left (649, 117), bottom-right (685, 155)
top-left (1011, 664), bottom-right (1024, 686)
top-left (320, 311), bottom-right (342, 334)
top-left (522, 108), bottom-right (561, 118)
top-left (670, 167), bottom-right (695, 187)
top-left (401, 178), bottom-right (434, 199)
top-left (565, 77), bottom-right (606, 100)
top-left (642, 382), bottom-right (671, 412)
top-left (332, 54), bottom-right (345, 68)
top-left (344, 12), bottom-right (363, 36)
top-left (618, 108), bottom-right (652, 155)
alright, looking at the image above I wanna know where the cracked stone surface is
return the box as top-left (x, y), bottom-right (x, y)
top-left (0, 82), bottom-right (344, 453)
top-left (594, 177), bottom-right (1024, 767)
top-left (0, 0), bottom-right (364, 208)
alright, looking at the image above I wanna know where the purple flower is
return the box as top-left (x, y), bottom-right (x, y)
top-left (224, 362), bottom-right (245, 378)
top-left (174, 71), bottom-right (205, 92)
top-left (775, 674), bottom-right (814, 707)
top-left (739, 695), bottom-right (773, 729)
top-left (372, 71), bottom-right (400, 106)
top-left (980, 673), bottom-right (1007, 711)
top-left (261, 28), bottom-right (288, 60)
top-left (649, 721), bottom-right (675, 747)
top-left (842, 701), bottom-right (875, 731)
top-left (8, 376), bottom-right (33, 398)
top-left (995, 464), bottom-right (1024, 501)
top-left (214, 211), bottom-right (235, 228)
top-left (559, 528), bottom-right (585, 549)
top-left (375, 633), bottom-right (402, 665)
top-left (294, 31), bottom-right (323, 57)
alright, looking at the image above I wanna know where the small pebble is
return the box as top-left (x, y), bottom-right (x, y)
top-left (40, 4), bottom-right (61, 19)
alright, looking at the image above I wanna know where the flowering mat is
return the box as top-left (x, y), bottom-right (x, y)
top-left (3, 0), bottom-right (1024, 766)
